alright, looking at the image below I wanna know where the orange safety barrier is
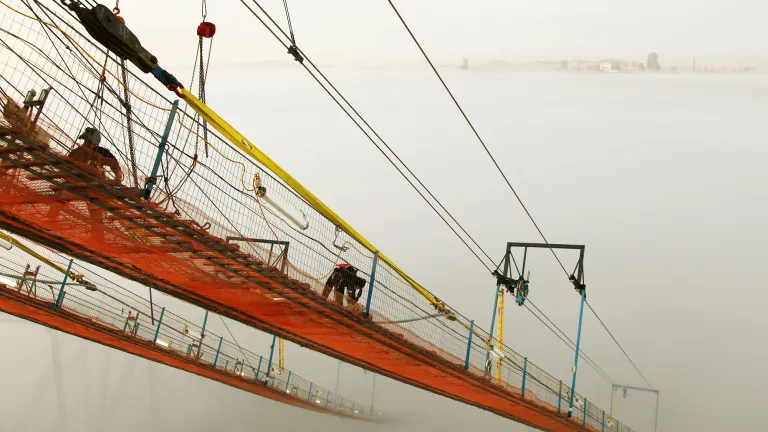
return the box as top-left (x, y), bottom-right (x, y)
top-left (0, 127), bottom-right (591, 432)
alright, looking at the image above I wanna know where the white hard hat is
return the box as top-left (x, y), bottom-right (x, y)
top-left (78, 126), bottom-right (101, 145)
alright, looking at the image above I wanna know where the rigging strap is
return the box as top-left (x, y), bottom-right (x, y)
top-left (120, 58), bottom-right (139, 187)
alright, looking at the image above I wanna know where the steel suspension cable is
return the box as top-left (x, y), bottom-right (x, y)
top-left (585, 300), bottom-right (652, 388)
top-left (230, 0), bottom-right (626, 382)
top-left (238, 0), bottom-right (495, 272)
top-left (384, 0), bottom-right (653, 387)
top-left (281, 0), bottom-right (296, 45)
top-left (384, 0), bottom-right (570, 276)
top-left (526, 299), bottom-right (615, 384)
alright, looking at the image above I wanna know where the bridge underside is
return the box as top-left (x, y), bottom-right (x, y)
top-left (0, 129), bottom-right (593, 432)
top-left (0, 286), bottom-right (367, 420)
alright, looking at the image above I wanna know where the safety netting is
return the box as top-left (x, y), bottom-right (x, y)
top-left (0, 237), bottom-right (381, 421)
top-left (0, 1), bottom-right (632, 431)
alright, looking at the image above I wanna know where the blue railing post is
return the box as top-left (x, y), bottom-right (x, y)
top-left (132, 312), bottom-right (141, 335)
top-left (307, 383), bottom-right (313, 402)
top-left (285, 370), bottom-right (292, 392)
top-left (583, 397), bottom-right (588, 426)
top-left (557, 380), bottom-right (562, 413)
top-left (255, 356), bottom-right (263, 382)
top-left (364, 251), bottom-right (379, 318)
top-left (152, 307), bottom-right (165, 345)
top-left (521, 357), bottom-right (528, 398)
top-left (200, 310), bottom-right (209, 337)
top-left (213, 336), bottom-right (223, 368)
top-left (144, 100), bottom-right (179, 200)
top-left (55, 259), bottom-right (73, 308)
top-left (196, 310), bottom-right (209, 359)
top-left (484, 284), bottom-right (501, 375)
top-left (267, 335), bottom-right (277, 379)
top-left (602, 410), bottom-right (605, 432)
top-left (464, 320), bottom-right (474, 370)
top-left (186, 344), bottom-right (192, 356)
top-left (568, 288), bottom-right (587, 417)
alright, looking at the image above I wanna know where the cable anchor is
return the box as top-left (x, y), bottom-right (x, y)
top-left (287, 45), bottom-right (303, 64)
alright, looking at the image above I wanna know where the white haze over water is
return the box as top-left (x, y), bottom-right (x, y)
top-left (1, 67), bottom-right (766, 432)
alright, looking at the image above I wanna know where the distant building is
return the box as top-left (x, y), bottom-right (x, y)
top-left (647, 52), bottom-right (660, 71)
top-left (460, 58), bottom-right (469, 70)
top-left (691, 57), bottom-right (696, 73)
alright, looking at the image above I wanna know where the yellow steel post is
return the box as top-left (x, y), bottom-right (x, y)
top-left (495, 289), bottom-right (505, 385)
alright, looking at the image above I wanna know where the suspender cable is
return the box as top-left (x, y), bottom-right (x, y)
top-left (282, 0), bottom-right (296, 45)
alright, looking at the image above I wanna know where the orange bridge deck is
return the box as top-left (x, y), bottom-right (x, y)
top-left (0, 129), bottom-right (598, 432)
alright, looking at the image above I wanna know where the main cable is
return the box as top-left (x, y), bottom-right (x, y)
top-left (526, 299), bottom-right (615, 384)
top-left (384, 0), bottom-right (653, 388)
top-left (384, 0), bottom-right (569, 276)
top-left (233, 0), bottom-right (623, 385)
top-left (586, 300), bottom-right (652, 388)
top-left (238, 0), bottom-right (495, 272)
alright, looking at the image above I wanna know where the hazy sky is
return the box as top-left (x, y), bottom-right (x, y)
top-left (1, 1), bottom-right (767, 431)
top-left (120, 0), bottom-right (768, 67)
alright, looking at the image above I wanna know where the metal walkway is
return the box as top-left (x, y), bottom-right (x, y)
top-left (0, 130), bottom-right (621, 432)
top-left (0, 242), bottom-right (380, 421)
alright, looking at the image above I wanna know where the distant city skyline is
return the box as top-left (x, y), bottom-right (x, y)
top-left (122, 0), bottom-right (767, 68)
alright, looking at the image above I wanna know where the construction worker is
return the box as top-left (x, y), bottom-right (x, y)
top-left (67, 126), bottom-right (123, 184)
top-left (46, 127), bottom-right (123, 241)
top-left (321, 263), bottom-right (366, 307)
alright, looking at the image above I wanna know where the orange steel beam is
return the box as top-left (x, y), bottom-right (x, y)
top-left (0, 287), bottom-right (368, 420)
top-left (0, 131), bottom-right (594, 432)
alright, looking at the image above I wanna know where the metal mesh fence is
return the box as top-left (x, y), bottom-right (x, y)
top-left (0, 239), bottom-right (378, 421)
top-left (0, 1), bottom-right (632, 430)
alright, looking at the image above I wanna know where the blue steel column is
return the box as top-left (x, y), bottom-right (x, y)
top-left (602, 411), bottom-right (605, 432)
top-left (144, 100), bottom-right (179, 200)
top-left (285, 370), bottom-right (292, 392)
top-left (557, 380), bottom-right (562, 413)
top-left (152, 307), bottom-right (165, 345)
top-left (307, 382), bottom-right (313, 402)
top-left (583, 397), bottom-right (588, 426)
top-left (197, 310), bottom-right (209, 359)
top-left (55, 259), bottom-right (73, 308)
top-left (568, 288), bottom-right (587, 417)
top-left (464, 320), bottom-right (474, 370)
top-left (200, 311), bottom-right (209, 338)
top-left (213, 336), bottom-right (223, 368)
top-left (521, 357), bottom-right (528, 398)
top-left (267, 334), bottom-right (277, 381)
top-left (484, 284), bottom-right (501, 375)
top-left (364, 251), bottom-right (379, 318)
top-left (654, 392), bottom-right (660, 432)
top-left (255, 356), bottom-right (263, 382)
